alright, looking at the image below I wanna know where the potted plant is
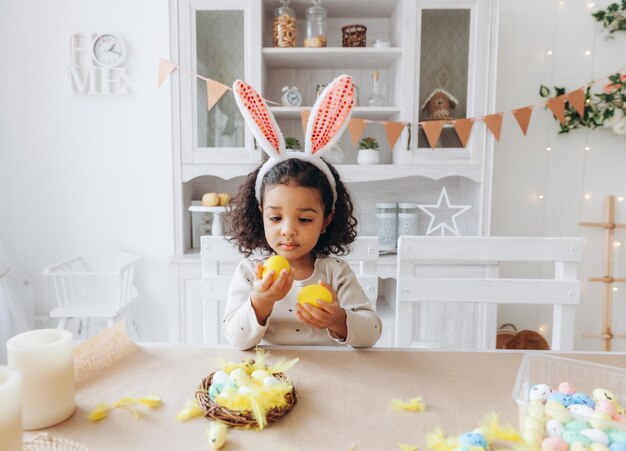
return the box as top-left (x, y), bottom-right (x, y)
top-left (357, 136), bottom-right (380, 164)
top-left (285, 136), bottom-right (301, 151)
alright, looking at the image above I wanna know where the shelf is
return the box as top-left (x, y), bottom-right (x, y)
top-left (270, 106), bottom-right (401, 120)
top-left (262, 0), bottom-right (399, 18)
top-left (182, 163), bottom-right (482, 183)
top-left (188, 205), bottom-right (226, 213)
top-left (262, 47), bottom-right (402, 69)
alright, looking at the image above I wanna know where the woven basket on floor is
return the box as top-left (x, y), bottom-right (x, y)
top-left (195, 370), bottom-right (298, 428)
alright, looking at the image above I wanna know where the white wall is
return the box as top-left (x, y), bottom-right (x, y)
top-left (0, 0), bottom-right (173, 340)
top-left (493, 0), bottom-right (626, 351)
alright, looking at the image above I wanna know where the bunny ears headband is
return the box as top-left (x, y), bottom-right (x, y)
top-left (232, 74), bottom-right (355, 208)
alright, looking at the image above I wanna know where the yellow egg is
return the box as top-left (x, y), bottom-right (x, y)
top-left (297, 284), bottom-right (333, 307)
top-left (261, 255), bottom-right (290, 282)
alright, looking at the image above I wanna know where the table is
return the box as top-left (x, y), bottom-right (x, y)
top-left (31, 346), bottom-right (626, 450)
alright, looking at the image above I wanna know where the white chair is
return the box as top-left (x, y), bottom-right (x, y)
top-left (198, 235), bottom-right (381, 345)
top-left (395, 236), bottom-right (583, 350)
top-left (44, 249), bottom-right (141, 338)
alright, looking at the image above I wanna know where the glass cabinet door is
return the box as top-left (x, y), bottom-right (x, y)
top-left (414, 0), bottom-right (495, 157)
top-left (179, 0), bottom-right (260, 164)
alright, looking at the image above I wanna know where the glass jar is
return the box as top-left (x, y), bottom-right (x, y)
top-left (375, 202), bottom-right (397, 252)
top-left (304, 0), bottom-right (327, 48)
top-left (273, 0), bottom-right (296, 48)
top-left (397, 203), bottom-right (419, 236)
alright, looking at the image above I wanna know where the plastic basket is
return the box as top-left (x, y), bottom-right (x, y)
top-left (512, 353), bottom-right (626, 435)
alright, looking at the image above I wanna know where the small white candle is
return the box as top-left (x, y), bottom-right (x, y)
top-left (0, 365), bottom-right (22, 451)
top-left (7, 329), bottom-right (75, 430)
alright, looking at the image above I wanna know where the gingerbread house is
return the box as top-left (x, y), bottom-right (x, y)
top-left (420, 88), bottom-right (459, 120)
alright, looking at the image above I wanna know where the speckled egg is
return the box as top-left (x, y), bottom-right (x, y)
top-left (609, 444), bottom-right (626, 451)
top-left (580, 428), bottom-right (609, 446)
top-left (549, 392), bottom-right (573, 407)
top-left (590, 411), bottom-right (613, 431)
top-left (546, 418), bottom-right (565, 436)
top-left (570, 442), bottom-right (590, 451)
top-left (541, 436), bottom-right (568, 451)
top-left (562, 430), bottom-right (592, 446)
top-left (531, 384), bottom-right (552, 402)
top-left (208, 382), bottom-right (224, 401)
top-left (559, 382), bottom-right (576, 395)
top-left (572, 393), bottom-right (596, 408)
top-left (565, 419), bottom-right (590, 432)
top-left (569, 404), bottom-right (596, 419)
top-left (546, 399), bottom-right (572, 423)
top-left (459, 432), bottom-right (487, 447)
top-left (593, 388), bottom-right (618, 404)
top-left (607, 429), bottom-right (626, 444)
top-left (590, 444), bottom-right (609, 451)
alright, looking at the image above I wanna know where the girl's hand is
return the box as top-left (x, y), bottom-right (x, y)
top-left (295, 281), bottom-right (347, 339)
top-left (250, 262), bottom-right (294, 325)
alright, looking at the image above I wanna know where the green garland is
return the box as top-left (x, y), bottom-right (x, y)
top-left (539, 73), bottom-right (626, 135)
top-left (592, 1), bottom-right (626, 35)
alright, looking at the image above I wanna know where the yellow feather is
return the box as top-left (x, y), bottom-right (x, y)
top-left (398, 444), bottom-right (419, 451)
top-left (88, 402), bottom-right (110, 422)
top-left (480, 412), bottom-right (523, 443)
top-left (137, 393), bottom-right (162, 408)
top-left (425, 428), bottom-right (458, 451)
top-left (176, 399), bottom-right (204, 421)
top-left (267, 356), bottom-right (299, 374)
top-left (389, 397), bottom-right (426, 412)
top-left (253, 347), bottom-right (270, 371)
top-left (249, 395), bottom-right (267, 430)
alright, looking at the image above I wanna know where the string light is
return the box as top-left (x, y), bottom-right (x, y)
top-left (584, 193), bottom-right (592, 200)
top-left (614, 241), bottom-right (622, 247)
top-left (546, 146), bottom-right (552, 151)
top-left (547, 50), bottom-right (553, 55)
top-left (613, 287), bottom-right (619, 292)
top-left (585, 146), bottom-right (590, 151)
top-left (585, 50), bottom-right (592, 56)
top-left (538, 194), bottom-right (544, 200)
top-left (588, 2), bottom-right (595, 7)
top-left (618, 196), bottom-right (624, 202)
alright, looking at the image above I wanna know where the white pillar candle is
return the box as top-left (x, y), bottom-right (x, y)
top-left (7, 329), bottom-right (75, 430)
top-left (0, 366), bottom-right (22, 451)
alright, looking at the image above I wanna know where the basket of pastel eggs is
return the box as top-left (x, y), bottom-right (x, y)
top-left (195, 349), bottom-right (298, 430)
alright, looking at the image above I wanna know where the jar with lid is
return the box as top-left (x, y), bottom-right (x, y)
top-left (397, 203), bottom-right (419, 236)
top-left (375, 202), bottom-right (397, 252)
top-left (273, 0), bottom-right (296, 48)
top-left (304, 0), bottom-right (327, 48)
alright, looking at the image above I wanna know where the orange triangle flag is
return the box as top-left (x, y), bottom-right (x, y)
top-left (421, 120), bottom-right (445, 150)
top-left (512, 106), bottom-right (533, 136)
top-left (453, 119), bottom-right (474, 148)
top-left (158, 59), bottom-right (177, 87)
top-left (206, 79), bottom-right (229, 112)
top-left (546, 95), bottom-right (567, 125)
top-left (300, 110), bottom-right (310, 134)
top-left (347, 118), bottom-right (367, 146)
top-left (483, 114), bottom-right (504, 141)
top-left (567, 89), bottom-right (586, 117)
top-left (384, 122), bottom-right (404, 151)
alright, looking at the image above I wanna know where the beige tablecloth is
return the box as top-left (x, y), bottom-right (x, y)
top-left (30, 346), bottom-right (626, 451)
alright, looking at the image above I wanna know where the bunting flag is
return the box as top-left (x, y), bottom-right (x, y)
top-left (567, 89), bottom-right (586, 117)
top-left (347, 118), bottom-right (367, 146)
top-left (158, 59), bottom-right (177, 87)
top-left (384, 122), bottom-right (405, 151)
top-left (546, 95), bottom-right (567, 124)
top-left (512, 106), bottom-right (533, 135)
top-left (300, 110), bottom-right (310, 134)
top-left (483, 114), bottom-right (504, 141)
top-left (206, 79), bottom-right (229, 112)
top-left (421, 120), bottom-right (445, 150)
top-left (453, 118), bottom-right (474, 148)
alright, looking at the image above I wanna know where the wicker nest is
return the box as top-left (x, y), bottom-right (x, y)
top-left (195, 370), bottom-right (298, 428)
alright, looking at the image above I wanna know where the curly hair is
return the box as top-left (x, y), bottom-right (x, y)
top-left (226, 158), bottom-right (358, 257)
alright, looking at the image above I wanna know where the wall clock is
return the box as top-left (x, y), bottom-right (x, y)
top-left (92, 34), bottom-right (127, 68)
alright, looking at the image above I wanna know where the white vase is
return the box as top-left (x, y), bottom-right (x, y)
top-left (357, 148), bottom-right (380, 165)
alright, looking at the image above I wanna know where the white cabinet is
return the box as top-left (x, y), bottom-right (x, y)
top-left (169, 0), bottom-right (499, 343)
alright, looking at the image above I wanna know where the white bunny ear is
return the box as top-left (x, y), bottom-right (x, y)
top-left (305, 74), bottom-right (355, 156)
top-left (233, 80), bottom-right (285, 157)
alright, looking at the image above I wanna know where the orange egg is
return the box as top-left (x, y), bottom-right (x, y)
top-left (297, 285), bottom-right (333, 307)
top-left (261, 255), bottom-right (290, 282)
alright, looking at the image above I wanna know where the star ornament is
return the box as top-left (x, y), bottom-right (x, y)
top-left (417, 187), bottom-right (471, 236)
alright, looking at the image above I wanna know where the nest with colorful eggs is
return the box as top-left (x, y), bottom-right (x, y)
top-left (195, 349), bottom-right (298, 429)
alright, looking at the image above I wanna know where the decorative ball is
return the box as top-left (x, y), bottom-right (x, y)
top-left (262, 255), bottom-right (290, 282)
top-left (297, 285), bottom-right (332, 307)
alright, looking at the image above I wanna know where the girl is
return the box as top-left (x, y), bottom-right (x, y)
top-left (223, 75), bottom-right (382, 350)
